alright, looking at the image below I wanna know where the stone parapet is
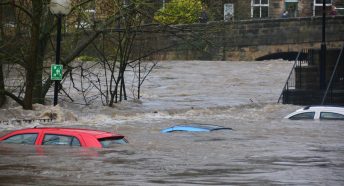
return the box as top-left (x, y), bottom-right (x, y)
top-left (136, 16), bottom-right (344, 61)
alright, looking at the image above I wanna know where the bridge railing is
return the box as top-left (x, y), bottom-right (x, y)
top-left (277, 49), bottom-right (312, 103)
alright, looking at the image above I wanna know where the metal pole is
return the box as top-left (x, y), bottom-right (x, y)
top-left (320, 0), bottom-right (326, 90)
top-left (53, 15), bottom-right (62, 106)
top-left (138, 60), bottom-right (141, 99)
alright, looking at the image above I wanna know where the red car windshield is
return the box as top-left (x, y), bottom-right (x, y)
top-left (98, 137), bottom-right (128, 148)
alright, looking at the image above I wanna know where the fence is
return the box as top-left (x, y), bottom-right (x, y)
top-left (277, 49), bottom-right (313, 103)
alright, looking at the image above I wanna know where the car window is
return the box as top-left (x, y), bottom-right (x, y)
top-left (320, 112), bottom-right (344, 120)
top-left (2, 133), bottom-right (38, 145)
top-left (42, 134), bottom-right (81, 147)
top-left (98, 137), bottom-right (128, 148)
top-left (71, 137), bottom-right (81, 146)
top-left (289, 112), bottom-right (315, 120)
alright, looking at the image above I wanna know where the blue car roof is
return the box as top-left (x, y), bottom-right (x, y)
top-left (161, 124), bottom-right (232, 133)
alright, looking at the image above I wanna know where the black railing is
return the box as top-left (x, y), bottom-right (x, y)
top-left (277, 49), bottom-right (312, 103)
top-left (321, 43), bottom-right (344, 105)
top-left (278, 46), bottom-right (344, 105)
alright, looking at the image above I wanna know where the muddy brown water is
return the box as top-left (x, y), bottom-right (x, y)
top-left (0, 61), bottom-right (343, 185)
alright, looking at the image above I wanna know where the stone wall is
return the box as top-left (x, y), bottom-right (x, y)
top-left (132, 16), bottom-right (344, 61)
top-left (79, 16), bottom-right (344, 61)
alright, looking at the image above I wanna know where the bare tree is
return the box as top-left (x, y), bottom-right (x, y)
top-left (0, 0), bottom-right (109, 109)
top-left (63, 0), bottom-right (161, 107)
top-left (0, 0), bottom-right (212, 109)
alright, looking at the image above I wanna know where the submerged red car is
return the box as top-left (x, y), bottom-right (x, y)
top-left (0, 127), bottom-right (128, 148)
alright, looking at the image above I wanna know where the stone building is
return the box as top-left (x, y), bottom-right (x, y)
top-left (1, 0), bottom-right (343, 28)
top-left (84, 0), bottom-right (344, 22)
top-left (2, 0), bottom-right (333, 24)
top-left (202, 0), bottom-right (344, 21)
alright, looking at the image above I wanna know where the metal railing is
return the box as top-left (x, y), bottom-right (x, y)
top-left (277, 49), bottom-right (312, 103)
top-left (321, 43), bottom-right (344, 105)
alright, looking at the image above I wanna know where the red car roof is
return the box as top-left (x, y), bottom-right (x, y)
top-left (0, 127), bottom-right (124, 140)
top-left (0, 127), bottom-right (126, 148)
top-left (37, 127), bottom-right (122, 138)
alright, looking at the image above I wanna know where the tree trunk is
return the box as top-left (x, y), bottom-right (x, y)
top-left (0, 63), bottom-right (5, 107)
top-left (23, 0), bottom-right (42, 110)
top-left (0, 5), bottom-right (5, 107)
top-left (32, 34), bottom-right (50, 104)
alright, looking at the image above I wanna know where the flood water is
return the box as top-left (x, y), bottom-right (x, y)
top-left (1, 60), bottom-right (344, 185)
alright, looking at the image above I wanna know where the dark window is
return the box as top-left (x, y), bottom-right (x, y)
top-left (261, 0), bottom-right (268, 4)
top-left (98, 137), bottom-right (128, 148)
top-left (2, 4), bottom-right (16, 24)
top-left (320, 112), bottom-right (344, 120)
top-left (252, 0), bottom-right (269, 18)
top-left (253, 6), bottom-right (261, 18)
top-left (253, 0), bottom-right (269, 5)
top-left (289, 112), bottom-right (315, 120)
top-left (315, 0), bottom-right (331, 4)
top-left (261, 6), bottom-right (269, 18)
top-left (2, 133), bottom-right (38, 145)
top-left (286, 2), bottom-right (299, 17)
top-left (42, 134), bottom-right (81, 147)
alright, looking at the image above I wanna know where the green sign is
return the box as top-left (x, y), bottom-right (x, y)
top-left (51, 64), bottom-right (63, 80)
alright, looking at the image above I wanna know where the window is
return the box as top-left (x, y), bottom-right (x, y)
top-left (289, 112), bottom-right (315, 120)
top-left (315, 0), bottom-right (331, 4)
top-left (42, 134), bottom-right (81, 147)
top-left (320, 112), bottom-right (344, 120)
top-left (224, 4), bottom-right (234, 21)
top-left (285, 2), bottom-right (298, 17)
top-left (98, 137), bottom-right (128, 148)
top-left (313, 0), bottom-right (332, 16)
top-left (251, 0), bottom-right (269, 18)
top-left (75, 1), bottom-right (96, 29)
top-left (2, 4), bottom-right (16, 26)
top-left (2, 133), bottom-right (38, 145)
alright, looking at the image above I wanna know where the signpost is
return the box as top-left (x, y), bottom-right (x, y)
top-left (51, 64), bottom-right (63, 81)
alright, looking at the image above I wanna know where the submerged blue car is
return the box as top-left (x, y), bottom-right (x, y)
top-left (161, 123), bottom-right (232, 133)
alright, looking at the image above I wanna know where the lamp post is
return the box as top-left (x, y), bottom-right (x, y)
top-left (320, 0), bottom-right (327, 90)
top-left (49, 0), bottom-right (71, 106)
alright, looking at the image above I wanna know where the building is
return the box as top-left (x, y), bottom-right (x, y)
top-left (203, 0), bottom-right (344, 21)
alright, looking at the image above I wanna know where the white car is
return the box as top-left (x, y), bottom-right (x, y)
top-left (285, 106), bottom-right (344, 120)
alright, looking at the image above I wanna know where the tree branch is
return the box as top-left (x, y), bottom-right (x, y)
top-left (5, 90), bottom-right (24, 107)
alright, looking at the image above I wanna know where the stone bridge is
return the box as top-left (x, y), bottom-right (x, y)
top-left (137, 16), bottom-right (344, 61)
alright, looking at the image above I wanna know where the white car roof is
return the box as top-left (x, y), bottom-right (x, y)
top-left (285, 106), bottom-right (344, 118)
top-left (302, 106), bottom-right (344, 112)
